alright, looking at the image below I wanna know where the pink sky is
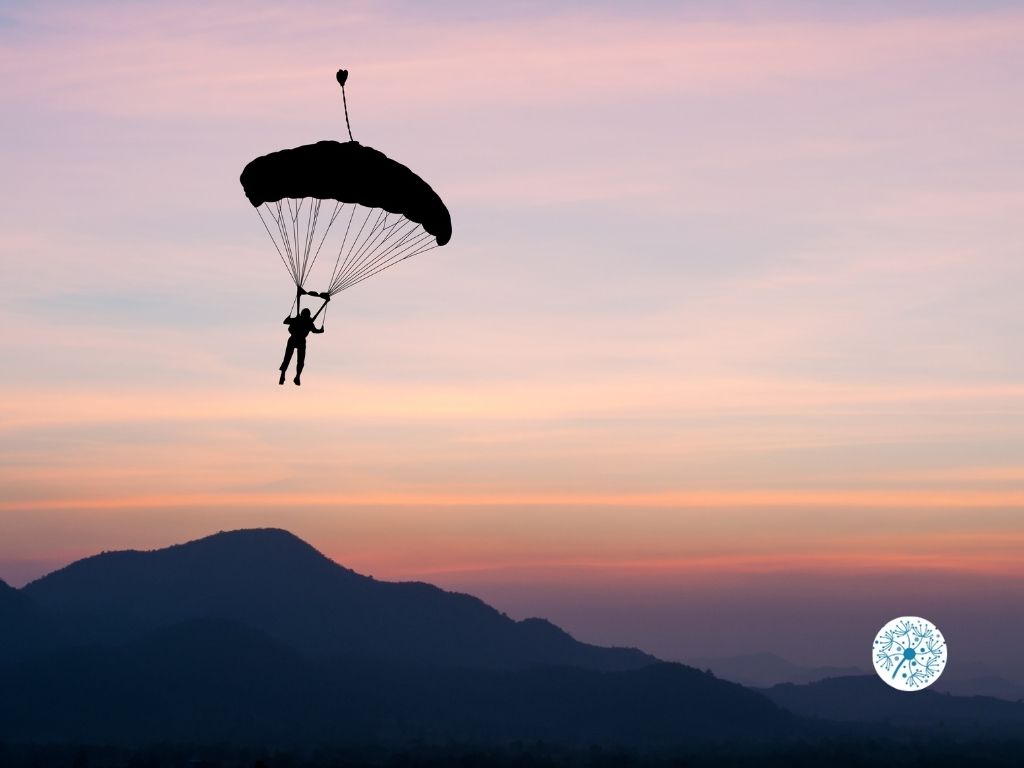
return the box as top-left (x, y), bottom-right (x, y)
top-left (1, 1), bottom-right (1023, 671)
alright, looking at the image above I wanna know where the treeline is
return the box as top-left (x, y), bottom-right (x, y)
top-left (3, 738), bottom-right (1024, 768)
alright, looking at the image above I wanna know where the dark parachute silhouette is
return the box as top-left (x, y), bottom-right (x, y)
top-left (240, 69), bottom-right (451, 302)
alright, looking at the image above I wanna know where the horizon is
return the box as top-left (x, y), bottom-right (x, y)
top-left (2, 1), bottom-right (1023, 679)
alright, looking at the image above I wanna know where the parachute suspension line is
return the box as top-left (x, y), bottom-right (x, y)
top-left (301, 199), bottom-right (341, 288)
top-left (299, 198), bottom-right (309, 282)
top-left (331, 210), bottom-right (397, 291)
top-left (272, 200), bottom-right (299, 285)
top-left (328, 206), bottom-right (381, 294)
top-left (256, 206), bottom-right (297, 287)
top-left (333, 230), bottom-right (437, 294)
top-left (338, 243), bottom-right (438, 293)
top-left (300, 198), bottom-right (321, 287)
top-left (335, 241), bottom-right (438, 294)
top-left (339, 217), bottom-right (424, 283)
top-left (286, 202), bottom-right (301, 285)
top-left (329, 207), bottom-right (392, 295)
top-left (268, 201), bottom-right (300, 287)
top-left (287, 198), bottom-right (304, 284)
top-left (361, 218), bottom-right (425, 273)
top-left (283, 199), bottom-right (294, 266)
top-left (332, 215), bottom-right (421, 293)
top-left (301, 198), bottom-right (317, 284)
top-left (342, 230), bottom-right (434, 291)
top-left (324, 203), bottom-right (358, 296)
top-left (280, 197), bottom-right (331, 291)
top-left (286, 198), bottom-right (297, 282)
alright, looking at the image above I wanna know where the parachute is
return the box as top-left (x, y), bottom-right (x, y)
top-left (240, 70), bottom-right (451, 301)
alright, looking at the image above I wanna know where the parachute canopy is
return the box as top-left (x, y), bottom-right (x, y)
top-left (240, 140), bottom-right (451, 296)
top-left (241, 141), bottom-right (451, 246)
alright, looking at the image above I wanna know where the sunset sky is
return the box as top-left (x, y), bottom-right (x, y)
top-left (2, 1), bottom-right (1023, 674)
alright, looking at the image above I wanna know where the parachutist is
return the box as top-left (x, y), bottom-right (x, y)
top-left (241, 70), bottom-right (451, 387)
top-left (279, 294), bottom-right (329, 386)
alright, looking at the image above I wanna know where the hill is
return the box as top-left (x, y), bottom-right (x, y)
top-left (23, 528), bottom-right (652, 671)
top-left (0, 618), bottom-right (794, 746)
top-left (2, 529), bottom-right (800, 746)
top-left (683, 652), bottom-right (866, 688)
top-left (762, 675), bottom-right (1024, 736)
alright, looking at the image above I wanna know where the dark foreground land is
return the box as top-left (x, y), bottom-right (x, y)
top-left (3, 738), bottom-right (1024, 768)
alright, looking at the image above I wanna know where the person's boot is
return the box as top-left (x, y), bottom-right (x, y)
top-left (294, 375), bottom-right (301, 386)
top-left (279, 371), bottom-right (286, 385)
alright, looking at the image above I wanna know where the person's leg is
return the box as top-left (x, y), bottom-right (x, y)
top-left (280, 340), bottom-right (296, 371)
top-left (280, 339), bottom-right (296, 384)
top-left (294, 343), bottom-right (306, 385)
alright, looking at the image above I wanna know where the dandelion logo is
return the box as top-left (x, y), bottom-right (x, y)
top-left (872, 616), bottom-right (947, 691)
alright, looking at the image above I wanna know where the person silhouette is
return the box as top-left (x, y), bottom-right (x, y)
top-left (279, 290), bottom-right (329, 386)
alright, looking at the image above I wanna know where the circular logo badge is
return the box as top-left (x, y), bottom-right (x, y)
top-left (872, 616), bottom-right (947, 691)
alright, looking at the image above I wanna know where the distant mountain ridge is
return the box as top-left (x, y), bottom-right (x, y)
top-left (762, 675), bottom-right (1024, 734)
top-left (22, 528), bottom-right (653, 671)
top-left (683, 651), bottom-right (866, 688)
top-left (685, 651), bottom-right (1024, 702)
top-left (936, 675), bottom-right (1024, 702)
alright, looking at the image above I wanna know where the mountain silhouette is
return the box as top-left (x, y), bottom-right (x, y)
top-left (684, 652), bottom-right (1024, 703)
top-left (23, 528), bottom-right (653, 670)
top-left (3, 531), bottom-right (800, 747)
top-left (8, 529), bottom-right (1019, 748)
top-left (926, 659), bottom-right (1024, 701)
top-left (936, 674), bottom-right (1024, 702)
top-left (0, 578), bottom-right (19, 612)
top-left (683, 652), bottom-right (866, 688)
top-left (0, 576), bottom-right (56, 661)
top-left (0, 577), bottom-right (24, 611)
top-left (0, 578), bottom-right (28, 647)
top-left (0, 615), bottom-right (795, 747)
top-left (0, 618), bottom-right (312, 745)
top-left (762, 675), bottom-right (1024, 735)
